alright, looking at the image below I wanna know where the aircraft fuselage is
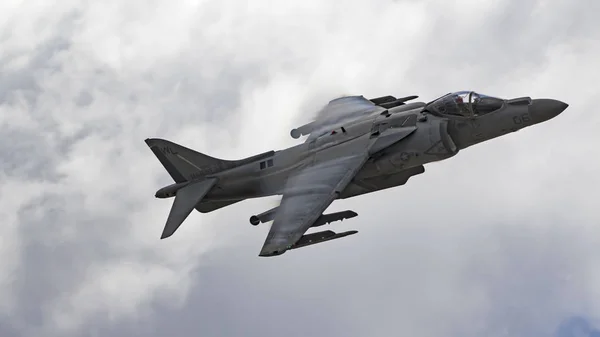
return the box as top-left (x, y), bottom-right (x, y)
top-left (201, 95), bottom-right (567, 205)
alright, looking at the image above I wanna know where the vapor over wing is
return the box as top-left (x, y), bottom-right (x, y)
top-left (291, 96), bottom-right (386, 140)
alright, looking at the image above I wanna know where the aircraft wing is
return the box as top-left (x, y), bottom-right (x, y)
top-left (259, 133), bottom-right (372, 256)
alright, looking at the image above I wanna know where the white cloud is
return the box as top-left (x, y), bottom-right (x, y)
top-left (1, 0), bottom-right (599, 336)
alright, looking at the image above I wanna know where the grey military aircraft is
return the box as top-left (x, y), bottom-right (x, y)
top-left (145, 91), bottom-right (568, 257)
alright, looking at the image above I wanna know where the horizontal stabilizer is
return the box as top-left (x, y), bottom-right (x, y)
top-left (161, 178), bottom-right (217, 239)
top-left (289, 230), bottom-right (358, 250)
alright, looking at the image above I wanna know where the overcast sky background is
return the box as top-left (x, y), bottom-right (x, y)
top-left (1, 0), bottom-right (599, 336)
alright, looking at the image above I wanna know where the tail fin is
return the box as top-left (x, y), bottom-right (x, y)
top-left (145, 138), bottom-right (274, 239)
top-left (145, 138), bottom-right (235, 182)
top-left (145, 138), bottom-right (275, 182)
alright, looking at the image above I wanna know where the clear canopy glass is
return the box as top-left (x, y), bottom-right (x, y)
top-left (425, 91), bottom-right (504, 117)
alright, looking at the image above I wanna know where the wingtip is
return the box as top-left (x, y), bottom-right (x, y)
top-left (258, 249), bottom-right (286, 257)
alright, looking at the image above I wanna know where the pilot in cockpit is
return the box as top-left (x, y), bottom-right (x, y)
top-left (425, 91), bottom-right (504, 117)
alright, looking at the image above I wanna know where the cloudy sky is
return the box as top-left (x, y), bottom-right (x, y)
top-left (1, 0), bottom-right (600, 336)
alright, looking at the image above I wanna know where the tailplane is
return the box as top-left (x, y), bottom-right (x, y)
top-left (159, 178), bottom-right (217, 239)
top-left (145, 138), bottom-right (230, 239)
top-left (144, 138), bottom-right (274, 239)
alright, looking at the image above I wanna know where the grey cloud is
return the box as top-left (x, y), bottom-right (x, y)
top-left (407, 0), bottom-right (600, 96)
top-left (0, 128), bottom-right (60, 181)
top-left (73, 218), bottom-right (600, 337)
top-left (1, 0), bottom-right (599, 336)
top-left (556, 317), bottom-right (600, 337)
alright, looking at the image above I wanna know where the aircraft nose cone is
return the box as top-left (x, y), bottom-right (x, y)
top-left (528, 99), bottom-right (569, 123)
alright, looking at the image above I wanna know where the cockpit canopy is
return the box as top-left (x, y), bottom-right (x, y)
top-left (425, 91), bottom-right (505, 117)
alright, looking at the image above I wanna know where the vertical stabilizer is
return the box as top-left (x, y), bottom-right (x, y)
top-left (145, 138), bottom-right (275, 182)
top-left (145, 138), bottom-right (232, 182)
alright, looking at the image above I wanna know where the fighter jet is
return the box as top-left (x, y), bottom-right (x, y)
top-left (145, 91), bottom-right (568, 257)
